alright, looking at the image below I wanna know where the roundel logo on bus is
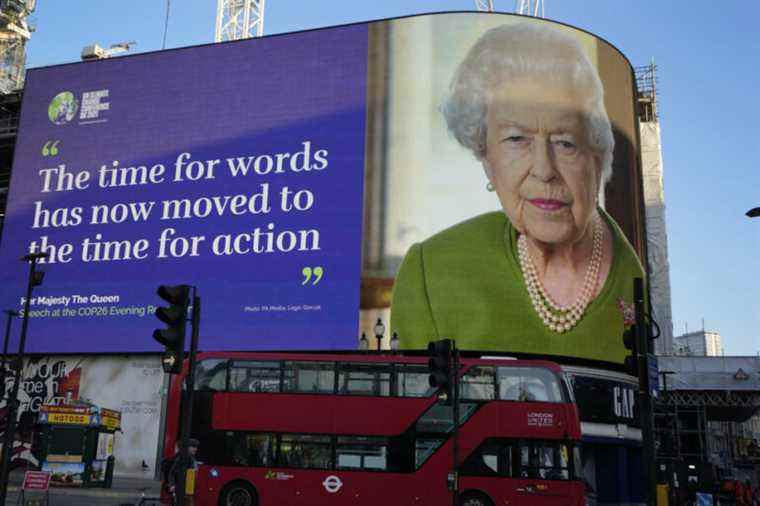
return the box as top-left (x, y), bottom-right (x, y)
top-left (527, 411), bottom-right (554, 427)
top-left (322, 475), bottom-right (343, 494)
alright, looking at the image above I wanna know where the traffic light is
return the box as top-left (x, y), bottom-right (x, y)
top-left (428, 339), bottom-right (453, 400)
top-left (623, 324), bottom-right (638, 377)
top-left (153, 285), bottom-right (190, 374)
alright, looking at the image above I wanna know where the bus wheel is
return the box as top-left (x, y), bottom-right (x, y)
top-left (219, 481), bottom-right (258, 506)
top-left (458, 492), bottom-right (494, 506)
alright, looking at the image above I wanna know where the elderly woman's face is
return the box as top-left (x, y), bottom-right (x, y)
top-left (483, 78), bottom-right (601, 246)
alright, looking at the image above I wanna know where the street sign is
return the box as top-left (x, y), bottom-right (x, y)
top-left (648, 354), bottom-right (659, 397)
top-left (21, 471), bottom-right (51, 506)
top-left (21, 471), bottom-right (50, 491)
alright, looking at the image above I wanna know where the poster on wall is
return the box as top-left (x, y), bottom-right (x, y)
top-left (0, 355), bottom-right (162, 477)
top-left (0, 12), bottom-right (644, 364)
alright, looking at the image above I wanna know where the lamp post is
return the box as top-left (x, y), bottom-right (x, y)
top-left (0, 252), bottom-right (47, 505)
top-left (374, 318), bottom-right (385, 352)
top-left (1, 311), bottom-right (19, 396)
top-left (390, 332), bottom-right (399, 354)
top-left (746, 207), bottom-right (760, 218)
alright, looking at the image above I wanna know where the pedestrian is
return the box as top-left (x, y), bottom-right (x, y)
top-left (168, 438), bottom-right (200, 505)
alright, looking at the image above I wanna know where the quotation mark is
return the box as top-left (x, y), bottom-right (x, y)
top-left (42, 140), bottom-right (62, 157)
top-left (301, 266), bottom-right (324, 285)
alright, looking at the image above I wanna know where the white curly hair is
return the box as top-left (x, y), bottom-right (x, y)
top-left (442, 22), bottom-right (615, 186)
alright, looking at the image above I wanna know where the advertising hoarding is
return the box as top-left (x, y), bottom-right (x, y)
top-left (0, 13), bottom-right (644, 363)
top-left (0, 26), bottom-right (368, 352)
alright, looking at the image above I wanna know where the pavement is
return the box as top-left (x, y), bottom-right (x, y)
top-left (5, 469), bottom-right (163, 505)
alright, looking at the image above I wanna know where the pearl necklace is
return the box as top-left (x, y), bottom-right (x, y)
top-left (517, 215), bottom-right (603, 333)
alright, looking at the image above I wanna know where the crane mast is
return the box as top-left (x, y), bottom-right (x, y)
top-left (215, 0), bottom-right (266, 42)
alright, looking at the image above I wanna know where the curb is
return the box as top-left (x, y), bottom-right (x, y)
top-left (7, 484), bottom-right (162, 499)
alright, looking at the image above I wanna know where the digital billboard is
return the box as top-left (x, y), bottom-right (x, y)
top-left (0, 25), bottom-right (368, 352)
top-left (0, 12), bottom-right (645, 362)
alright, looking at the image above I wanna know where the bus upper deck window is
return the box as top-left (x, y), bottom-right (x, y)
top-left (195, 359), bottom-right (228, 391)
top-left (497, 367), bottom-right (565, 402)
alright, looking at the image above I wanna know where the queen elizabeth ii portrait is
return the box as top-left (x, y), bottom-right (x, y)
top-left (390, 21), bottom-right (644, 363)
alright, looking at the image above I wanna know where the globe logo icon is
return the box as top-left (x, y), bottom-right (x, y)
top-left (48, 91), bottom-right (79, 125)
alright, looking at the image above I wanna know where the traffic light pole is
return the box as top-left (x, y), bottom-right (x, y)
top-left (0, 253), bottom-right (46, 505)
top-left (634, 278), bottom-right (657, 506)
top-left (175, 292), bottom-right (200, 506)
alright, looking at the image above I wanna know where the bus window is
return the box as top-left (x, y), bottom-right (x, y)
top-left (195, 359), bottom-right (228, 391)
top-left (283, 361), bottom-right (335, 394)
top-left (498, 367), bottom-right (564, 402)
top-left (397, 365), bottom-right (435, 397)
top-left (336, 436), bottom-right (388, 471)
top-left (518, 441), bottom-right (571, 480)
top-left (338, 364), bottom-right (391, 396)
top-left (278, 434), bottom-right (331, 469)
top-left (461, 440), bottom-right (512, 477)
top-left (415, 402), bottom-right (479, 434)
top-left (460, 366), bottom-right (495, 400)
top-left (224, 432), bottom-right (274, 467)
top-left (229, 361), bottom-right (281, 393)
top-left (415, 438), bottom-right (444, 469)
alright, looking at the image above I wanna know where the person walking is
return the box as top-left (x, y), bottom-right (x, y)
top-left (167, 438), bottom-right (200, 505)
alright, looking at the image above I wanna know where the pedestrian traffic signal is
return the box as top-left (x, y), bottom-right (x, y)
top-left (623, 324), bottom-right (638, 377)
top-left (428, 339), bottom-right (453, 400)
top-left (153, 285), bottom-right (190, 374)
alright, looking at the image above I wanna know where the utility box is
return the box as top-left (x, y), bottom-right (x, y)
top-left (36, 403), bottom-right (121, 488)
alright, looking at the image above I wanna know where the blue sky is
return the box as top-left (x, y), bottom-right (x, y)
top-left (23, 1), bottom-right (760, 355)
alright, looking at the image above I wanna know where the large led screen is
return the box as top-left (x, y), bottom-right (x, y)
top-left (0, 12), bottom-right (645, 363)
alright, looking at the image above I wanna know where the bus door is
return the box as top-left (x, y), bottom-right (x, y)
top-left (513, 440), bottom-right (581, 506)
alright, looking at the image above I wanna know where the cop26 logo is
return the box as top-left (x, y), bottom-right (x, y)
top-left (48, 91), bottom-right (79, 125)
top-left (48, 89), bottom-right (110, 125)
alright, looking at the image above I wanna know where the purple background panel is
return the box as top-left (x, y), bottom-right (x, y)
top-left (0, 25), bottom-right (368, 353)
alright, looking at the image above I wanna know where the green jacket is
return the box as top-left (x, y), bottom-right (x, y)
top-left (390, 210), bottom-right (645, 364)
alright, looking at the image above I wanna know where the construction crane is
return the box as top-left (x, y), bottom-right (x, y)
top-left (215, 0), bottom-right (265, 42)
top-left (0, 0), bottom-right (35, 94)
top-left (515, 0), bottom-right (545, 17)
top-left (475, 0), bottom-right (545, 17)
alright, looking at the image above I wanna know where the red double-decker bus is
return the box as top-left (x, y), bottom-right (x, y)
top-left (163, 352), bottom-right (585, 506)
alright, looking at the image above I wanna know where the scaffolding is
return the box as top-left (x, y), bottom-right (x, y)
top-left (0, 0), bottom-right (35, 94)
top-left (635, 63), bottom-right (658, 123)
top-left (655, 389), bottom-right (760, 482)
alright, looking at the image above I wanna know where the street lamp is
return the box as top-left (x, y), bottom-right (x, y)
top-left (1, 310), bottom-right (19, 395)
top-left (746, 207), bottom-right (760, 218)
top-left (0, 252), bottom-right (47, 505)
top-left (374, 318), bottom-right (385, 352)
top-left (390, 332), bottom-right (399, 353)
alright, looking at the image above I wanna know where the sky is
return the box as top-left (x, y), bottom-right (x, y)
top-left (21, 1), bottom-right (760, 355)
